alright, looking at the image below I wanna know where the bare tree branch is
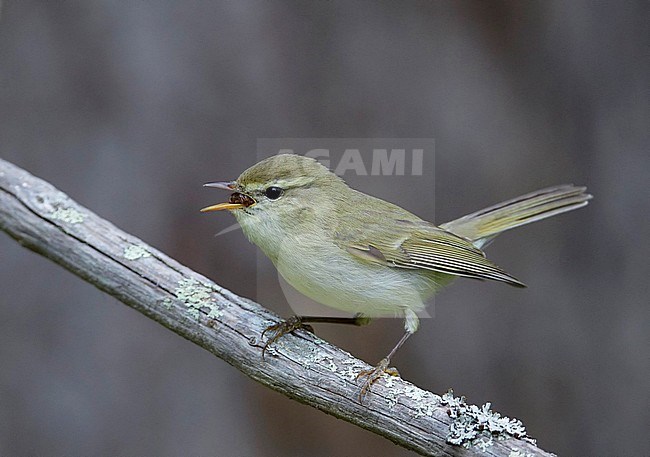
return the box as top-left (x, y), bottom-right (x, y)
top-left (0, 158), bottom-right (552, 457)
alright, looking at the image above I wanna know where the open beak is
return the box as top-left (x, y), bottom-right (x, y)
top-left (203, 181), bottom-right (236, 190)
top-left (201, 181), bottom-right (254, 212)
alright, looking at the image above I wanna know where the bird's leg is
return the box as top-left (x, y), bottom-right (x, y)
top-left (356, 331), bottom-right (411, 400)
top-left (356, 309), bottom-right (419, 401)
top-left (262, 314), bottom-right (370, 359)
top-left (296, 315), bottom-right (371, 326)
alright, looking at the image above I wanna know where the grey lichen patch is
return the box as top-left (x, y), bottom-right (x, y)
top-left (51, 207), bottom-right (85, 224)
top-left (175, 278), bottom-right (224, 322)
top-left (303, 347), bottom-right (337, 372)
top-left (441, 389), bottom-right (536, 448)
top-left (474, 435), bottom-right (494, 451)
top-left (402, 385), bottom-right (440, 418)
top-left (340, 357), bottom-right (366, 380)
top-left (382, 377), bottom-right (441, 415)
top-left (123, 244), bottom-right (152, 260)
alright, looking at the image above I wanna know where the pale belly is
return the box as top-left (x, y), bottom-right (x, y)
top-left (274, 241), bottom-right (453, 317)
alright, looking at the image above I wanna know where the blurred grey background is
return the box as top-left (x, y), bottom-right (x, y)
top-left (0, 1), bottom-right (648, 456)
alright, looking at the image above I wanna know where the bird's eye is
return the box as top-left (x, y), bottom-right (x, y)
top-left (264, 186), bottom-right (284, 200)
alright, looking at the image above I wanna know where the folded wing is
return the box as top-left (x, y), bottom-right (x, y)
top-left (345, 221), bottom-right (525, 288)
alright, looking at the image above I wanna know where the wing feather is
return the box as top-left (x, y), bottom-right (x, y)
top-left (344, 222), bottom-right (525, 287)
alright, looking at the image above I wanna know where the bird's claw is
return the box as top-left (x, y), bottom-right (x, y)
top-left (355, 358), bottom-right (400, 402)
top-left (261, 316), bottom-right (314, 359)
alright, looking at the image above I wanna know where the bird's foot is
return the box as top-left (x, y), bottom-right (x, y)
top-left (355, 358), bottom-right (400, 402)
top-left (261, 316), bottom-right (314, 359)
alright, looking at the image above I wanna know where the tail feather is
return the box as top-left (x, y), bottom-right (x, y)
top-left (441, 185), bottom-right (592, 248)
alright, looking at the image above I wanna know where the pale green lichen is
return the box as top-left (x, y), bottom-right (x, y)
top-left (176, 278), bottom-right (212, 306)
top-left (206, 307), bottom-right (223, 319)
top-left (175, 278), bottom-right (224, 322)
top-left (186, 307), bottom-right (200, 320)
top-left (440, 389), bottom-right (536, 448)
top-left (51, 207), bottom-right (85, 224)
top-left (123, 244), bottom-right (152, 260)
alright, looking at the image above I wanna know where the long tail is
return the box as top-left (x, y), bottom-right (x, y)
top-left (440, 184), bottom-right (592, 248)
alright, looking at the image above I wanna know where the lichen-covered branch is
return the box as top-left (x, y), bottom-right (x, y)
top-left (0, 158), bottom-right (552, 457)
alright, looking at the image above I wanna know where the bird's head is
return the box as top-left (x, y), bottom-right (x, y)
top-left (201, 154), bottom-right (348, 255)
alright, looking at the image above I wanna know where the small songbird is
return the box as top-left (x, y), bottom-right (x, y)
top-left (201, 154), bottom-right (591, 398)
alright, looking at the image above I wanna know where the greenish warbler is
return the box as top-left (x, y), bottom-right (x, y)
top-left (201, 154), bottom-right (591, 398)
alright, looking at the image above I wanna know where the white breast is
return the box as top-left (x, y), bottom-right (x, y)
top-left (273, 233), bottom-right (436, 317)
